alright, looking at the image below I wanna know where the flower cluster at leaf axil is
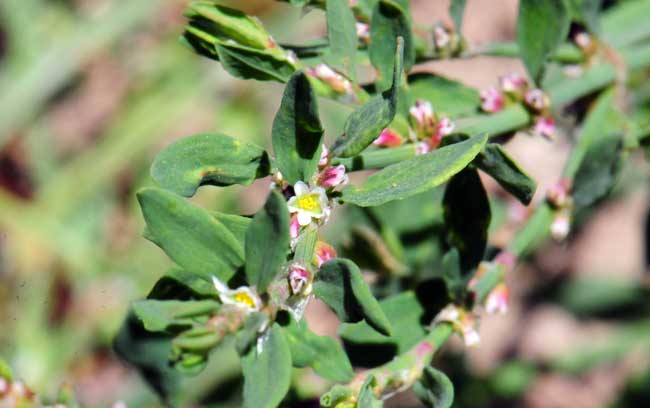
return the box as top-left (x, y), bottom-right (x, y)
top-left (480, 73), bottom-right (556, 139)
top-left (374, 100), bottom-right (455, 154)
top-left (547, 178), bottom-right (574, 241)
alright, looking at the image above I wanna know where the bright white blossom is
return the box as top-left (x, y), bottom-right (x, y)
top-left (373, 128), bottom-right (403, 147)
top-left (287, 181), bottom-right (330, 226)
top-left (212, 276), bottom-right (262, 312)
top-left (318, 164), bottom-right (349, 188)
top-left (480, 87), bottom-right (505, 113)
top-left (550, 210), bottom-right (571, 241)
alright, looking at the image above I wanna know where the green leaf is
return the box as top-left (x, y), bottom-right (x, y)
top-left (405, 73), bottom-right (480, 117)
top-left (413, 366), bottom-right (455, 408)
top-left (151, 133), bottom-right (270, 197)
top-left (517, 0), bottom-right (571, 83)
top-left (132, 299), bottom-right (220, 332)
top-left (242, 323), bottom-right (292, 408)
top-left (294, 223), bottom-right (318, 265)
top-left (443, 168), bottom-right (491, 272)
top-left (0, 357), bottom-right (12, 381)
top-left (272, 70), bottom-right (324, 184)
top-left (326, 0), bottom-right (358, 77)
top-left (369, 0), bottom-right (414, 90)
top-left (441, 249), bottom-right (463, 301)
top-left (211, 212), bottom-right (251, 246)
top-left (245, 191), bottom-right (290, 292)
top-left (185, 2), bottom-right (273, 50)
top-left (216, 42), bottom-right (295, 82)
top-left (282, 315), bottom-right (354, 382)
top-left (341, 134), bottom-right (488, 207)
top-left (149, 267), bottom-right (217, 299)
top-left (331, 36), bottom-right (404, 158)
top-left (338, 291), bottom-right (425, 353)
top-left (138, 187), bottom-right (244, 282)
top-left (572, 134), bottom-right (622, 209)
top-left (358, 375), bottom-right (383, 407)
top-left (449, 0), bottom-right (467, 33)
top-left (566, 0), bottom-right (602, 34)
top-left (315, 258), bottom-right (392, 336)
top-left (113, 314), bottom-right (181, 404)
top-left (475, 143), bottom-right (537, 205)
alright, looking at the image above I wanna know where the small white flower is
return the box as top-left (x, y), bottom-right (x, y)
top-left (287, 181), bottom-right (330, 226)
top-left (434, 304), bottom-right (480, 347)
top-left (212, 276), bottom-right (262, 312)
top-left (550, 211), bottom-right (571, 241)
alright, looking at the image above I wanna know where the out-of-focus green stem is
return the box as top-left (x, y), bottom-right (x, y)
top-left (472, 42), bottom-right (584, 63)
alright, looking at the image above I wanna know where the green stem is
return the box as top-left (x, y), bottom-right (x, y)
top-left (472, 42), bottom-right (584, 63)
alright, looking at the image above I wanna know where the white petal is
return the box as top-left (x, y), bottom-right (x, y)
top-left (212, 276), bottom-right (229, 295)
top-left (294, 181), bottom-right (309, 196)
top-left (297, 211), bottom-right (312, 226)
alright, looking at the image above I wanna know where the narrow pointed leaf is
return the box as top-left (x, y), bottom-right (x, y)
top-left (315, 258), bottom-right (392, 336)
top-left (413, 366), bottom-right (455, 408)
top-left (151, 133), bottom-right (270, 197)
top-left (369, 0), bottom-right (414, 90)
top-left (326, 0), bottom-right (357, 77)
top-left (272, 70), bottom-right (324, 184)
top-left (443, 168), bottom-right (491, 273)
top-left (475, 143), bottom-right (537, 205)
top-left (406, 73), bottom-right (480, 117)
top-left (572, 134), bottom-right (623, 209)
top-left (211, 212), bottom-right (251, 246)
top-left (236, 312), bottom-right (270, 355)
top-left (331, 36), bottom-right (404, 158)
top-left (283, 316), bottom-right (354, 382)
top-left (517, 0), bottom-right (571, 83)
top-left (215, 42), bottom-right (295, 82)
top-left (341, 134), bottom-right (488, 207)
top-left (133, 300), bottom-right (220, 332)
top-left (242, 323), bottom-right (292, 408)
top-left (449, 0), bottom-right (467, 33)
top-left (138, 187), bottom-right (244, 282)
top-left (245, 191), bottom-right (290, 292)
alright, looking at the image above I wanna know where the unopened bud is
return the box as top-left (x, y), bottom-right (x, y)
top-left (318, 164), bottom-right (348, 188)
top-left (550, 211), bottom-right (571, 241)
top-left (373, 128), bottom-right (403, 147)
top-left (485, 282), bottom-right (509, 315)
top-left (288, 264), bottom-right (312, 295)
top-left (315, 241), bottom-right (337, 267)
top-left (480, 87), bottom-right (505, 113)
top-left (499, 73), bottom-right (528, 96)
top-left (533, 116), bottom-right (556, 139)
top-left (524, 89), bottom-right (550, 112)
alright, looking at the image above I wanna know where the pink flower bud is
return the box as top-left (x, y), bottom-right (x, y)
top-left (435, 117), bottom-right (455, 141)
top-left (409, 100), bottom-right (435, 130)
top-left (533, 116), bottom-right (556, 139)
top-left (314, 64), bottom-right (353, 94)
top-left (546, 179), bottom-right (572, 208)
top-left (434, 304), bottom-right (480, 347)
top-left (524, 88), bottom-right (550, 112)
top-left (499, 73), bottom-right (528, 96)
top-left (574, 32), bottom-right (592, 50)
top-left (480, 87), bottom-right (505, 113)
top-left (318, 164), bottom-right (348, 188)
top-left (433, 25), bottom-right (451, 50)
top-left (318, 144), bottom-right (329, 168)
top-left (485, 282), bottom-right (509, 315)
top-left (356, 22), bottom-right (370, 43)
top-left (416, 140), bottom-right (432, 155)
top-left (373, 128), bottom-right (403, 147)
top-left (289, 214), bottom-right (301, 240)
top-left (550, 211), bottom-right (571, 241)
top-left (288, 264), bottom-right (311, 295)
top-left (315, 241), bottom-right (337, 267)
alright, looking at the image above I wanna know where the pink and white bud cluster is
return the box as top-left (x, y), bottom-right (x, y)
top-left (435, 304), bottom-right (480, 347)
top-left (533, 116), bottom-right (556, 139)
top-left (480, 73), bottom-right (529, 113)
top-left (356, 22), bottom-right (370, 43)
top-left (546, 179), bottom-right (574, 242)
top-left (524, 88), bottom-right (550, 112)
top-left (407, 100), bottom-right (455, 152)
top-left (314, 144), bottom-right (348, 189)
top-left (480, 87), bottom-right (505, 113)
top-left (308, 64), bottom-right (354, 96)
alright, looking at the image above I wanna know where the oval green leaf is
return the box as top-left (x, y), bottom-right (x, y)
top-left (138, 187), bottom-right (244, 282)
top-left (272, 70), bottom-right (324, 184)
top-left (341, 134), bottom-right (488, 207)
top-left (151, 133), bottom-right (270, 197)
top-left (413, 366), bottom-right (455, 408)
top-left (314, 258), bottom-right (392, 336)
top-left (245, 191), bottom-right (291, 292)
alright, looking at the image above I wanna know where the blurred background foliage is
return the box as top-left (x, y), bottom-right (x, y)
top-left (2, 0), bottom-right (650, 407)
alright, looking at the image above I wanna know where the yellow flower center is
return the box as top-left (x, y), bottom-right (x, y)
top-left (296, 193), bottom-right (321, 212)
top-left (233, 291), bottom-right (256, 308)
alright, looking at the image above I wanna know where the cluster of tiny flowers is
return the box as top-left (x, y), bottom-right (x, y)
top-left (434, 304), bottom-right (480, 347)
top-left (480, 73), bottom-right (556, 139)
top-left (431, 23), bottom-right (463, 58)
top-left (547, 179), bottom-right (574, 241)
